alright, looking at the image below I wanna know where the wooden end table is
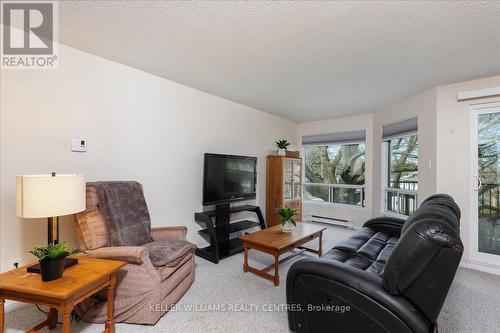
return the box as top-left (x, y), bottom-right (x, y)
top-left (0, 257), bottom-right (125, 333)
top-left (240, 223), bottom-right (326, 286)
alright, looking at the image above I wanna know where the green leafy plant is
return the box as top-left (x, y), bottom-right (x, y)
top-left (277, 206), bottom-right (297, 226)
top-left (30, 242), bottom-right (80, 261)
top-left (275, 139), bottom-right (291, 150)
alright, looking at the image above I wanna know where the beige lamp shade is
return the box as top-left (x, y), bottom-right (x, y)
top-left (16, 174), bottom-right (86, 218)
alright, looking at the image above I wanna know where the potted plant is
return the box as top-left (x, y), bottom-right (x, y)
top-left (276, 139), bottom-right (291, 156)
top-left (277, 206), bottom-right (297, 232)
top-left (30, 242), bottom-right (80, 281)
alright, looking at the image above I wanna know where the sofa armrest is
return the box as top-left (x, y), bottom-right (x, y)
top-left (151, 226), bottom-right (187, 241)
top-left (286, 258), bottom-right (430, 333)
top-left (82, 246), bottom-right (149, 265)
top-left (362, 216), bottom-right (406, 235)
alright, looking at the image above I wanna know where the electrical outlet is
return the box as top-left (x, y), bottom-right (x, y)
top-left (10, 258), bottom-right (22, 269)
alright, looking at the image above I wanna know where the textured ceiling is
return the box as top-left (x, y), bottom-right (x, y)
top-left (56, 1), bottom-right (500, 122)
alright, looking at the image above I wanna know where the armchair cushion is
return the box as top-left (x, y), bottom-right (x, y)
top-left (143, 240), bottom-right (196, 267)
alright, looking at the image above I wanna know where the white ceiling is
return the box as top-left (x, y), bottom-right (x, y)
top-left (57, 1), bottom-right (500, 122)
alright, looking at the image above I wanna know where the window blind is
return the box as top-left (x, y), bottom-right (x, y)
top-left (302, 130), bottom-right (366, 146)
top-left (382, 117), bottom-right (417, 140)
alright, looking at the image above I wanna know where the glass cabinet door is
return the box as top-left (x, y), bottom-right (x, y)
top-left (292, 160), bottom-right (302, 199)
top-left (284, 159), bottom-right (302, 200)
top-left (284, 159), bottom-right (293, 199)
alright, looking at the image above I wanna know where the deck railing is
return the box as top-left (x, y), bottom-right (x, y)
top-left (303, 183), bottom-right (365, 207)
top-left (385, 181), bottom-right (418, 216)
top-left (479, 183), bottom-right (499, 218)
top-left (389, 181), bottom-right (418, 191)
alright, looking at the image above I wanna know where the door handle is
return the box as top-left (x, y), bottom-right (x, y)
top-left (473, 175), bottom-right (482, 191)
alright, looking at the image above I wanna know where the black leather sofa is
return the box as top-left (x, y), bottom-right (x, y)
top-left (286, 194), bottom-right (463, 333)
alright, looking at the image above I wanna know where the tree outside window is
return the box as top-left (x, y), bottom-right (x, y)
top-left (388, 135), bottom-right (418, 190)
top-left (477, 112), bottom-right (499, 255)
top-left (386, 134), bottom-right (418, 215)
top-left (304, 143), bottom-right (365, 206)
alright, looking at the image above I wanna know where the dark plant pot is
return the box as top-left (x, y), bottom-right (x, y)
top-left (40, 257), bottom-right (65, 282)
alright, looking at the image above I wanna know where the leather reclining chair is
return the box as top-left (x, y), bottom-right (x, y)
top-left (286, 194), bottom-right (463, 333)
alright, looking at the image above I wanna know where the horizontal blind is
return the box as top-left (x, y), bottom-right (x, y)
top-left (382, 117), bottom-right (417, 140)
top-left (302, 130), bottom-right (366, 146)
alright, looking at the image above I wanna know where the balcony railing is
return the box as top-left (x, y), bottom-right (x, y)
top-left (389, 180), bottom-right (418, 191)
top-left (304, 183), bottom-right (365, 207)
top-left (385, 181), bottom-right (418, 216)
top-left (479, 183), bottom-right (499, 218)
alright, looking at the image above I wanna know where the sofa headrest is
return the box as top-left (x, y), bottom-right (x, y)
top-left (421, 193), bottom-right (453, 204)
top-left (421, 194), bottom-right (461, 220)
top-left (401, 194), bottom-right (460, 235)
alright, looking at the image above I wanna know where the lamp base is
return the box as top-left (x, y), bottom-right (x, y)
top-left (27, 258), bottom-right (78, 274)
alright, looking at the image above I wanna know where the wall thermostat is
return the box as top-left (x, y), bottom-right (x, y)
top-left (71, 138), bottom-right (87, 152)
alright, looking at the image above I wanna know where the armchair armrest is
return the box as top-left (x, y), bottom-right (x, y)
top-left (151, 226), bottom-right (187, 241)
top-left (82, 246), bottom-right (149, 265)
top-left (362, 216), bottom-right (406, 235)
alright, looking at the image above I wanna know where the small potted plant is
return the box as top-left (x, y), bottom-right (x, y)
top-left (276, 139), bottom-right (290, 156)
top-left (277, 206), bottom-right (297, 232)
top-left (30, 242), bottom-right (80, 281)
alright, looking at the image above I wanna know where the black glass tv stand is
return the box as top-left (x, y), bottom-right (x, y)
top-left (194, 204), bottom-right (266, 264)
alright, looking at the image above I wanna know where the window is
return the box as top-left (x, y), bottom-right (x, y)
top-left (303, 143), bottom-right (365, 206)
top-left (384, 134), bottom-right (418, 215)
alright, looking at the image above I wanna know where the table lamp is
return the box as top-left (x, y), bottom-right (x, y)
top-left (16, 172), bottom-right (86, 272)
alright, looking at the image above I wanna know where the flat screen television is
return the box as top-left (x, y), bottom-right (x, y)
top-left (203, 153), bottom-right (257, 206)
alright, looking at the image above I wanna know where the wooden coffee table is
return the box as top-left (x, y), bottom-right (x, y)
top-left (0, 257), bottom-right (125, 333)
top-left (240, 223), bottom-right (326, 286)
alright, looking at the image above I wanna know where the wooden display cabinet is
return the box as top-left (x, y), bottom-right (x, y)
top-left (266, 156), bottom-right (302, 227)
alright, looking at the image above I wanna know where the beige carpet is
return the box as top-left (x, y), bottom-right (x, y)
top-left (4, 224), bottom-right (500, 332)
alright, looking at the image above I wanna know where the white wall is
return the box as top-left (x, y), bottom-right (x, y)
top-left (0, 43), bottom-right (297, 272)
top-left (436, 75), bottom-right (500, 266)
top-left (297, 114), bottom-right (373, 227)
top-left (372, 88), bottom-right (438, 215)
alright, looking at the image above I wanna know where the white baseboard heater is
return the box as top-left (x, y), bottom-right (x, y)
top-left (306, 215), bottom-right (354, 229)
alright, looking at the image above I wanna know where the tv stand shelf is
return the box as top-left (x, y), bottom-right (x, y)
top-left (194, 204), bottom-right (266, 264)
top-left (195, 205), bottom-right (262, 218)
top-left (198, 219), bottom-right (260, 240)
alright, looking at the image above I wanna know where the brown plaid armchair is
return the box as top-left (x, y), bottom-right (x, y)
top-left (73, 183), bottom-right (195, 325)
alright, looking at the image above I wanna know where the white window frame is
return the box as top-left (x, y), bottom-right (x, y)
top-left (381, 132), bottom-right (418, 217)
top-left (302, 143), bottom-right (366, 208)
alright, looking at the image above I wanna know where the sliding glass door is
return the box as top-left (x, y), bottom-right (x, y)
top-left (472, 103), bottom-right (500, 264)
